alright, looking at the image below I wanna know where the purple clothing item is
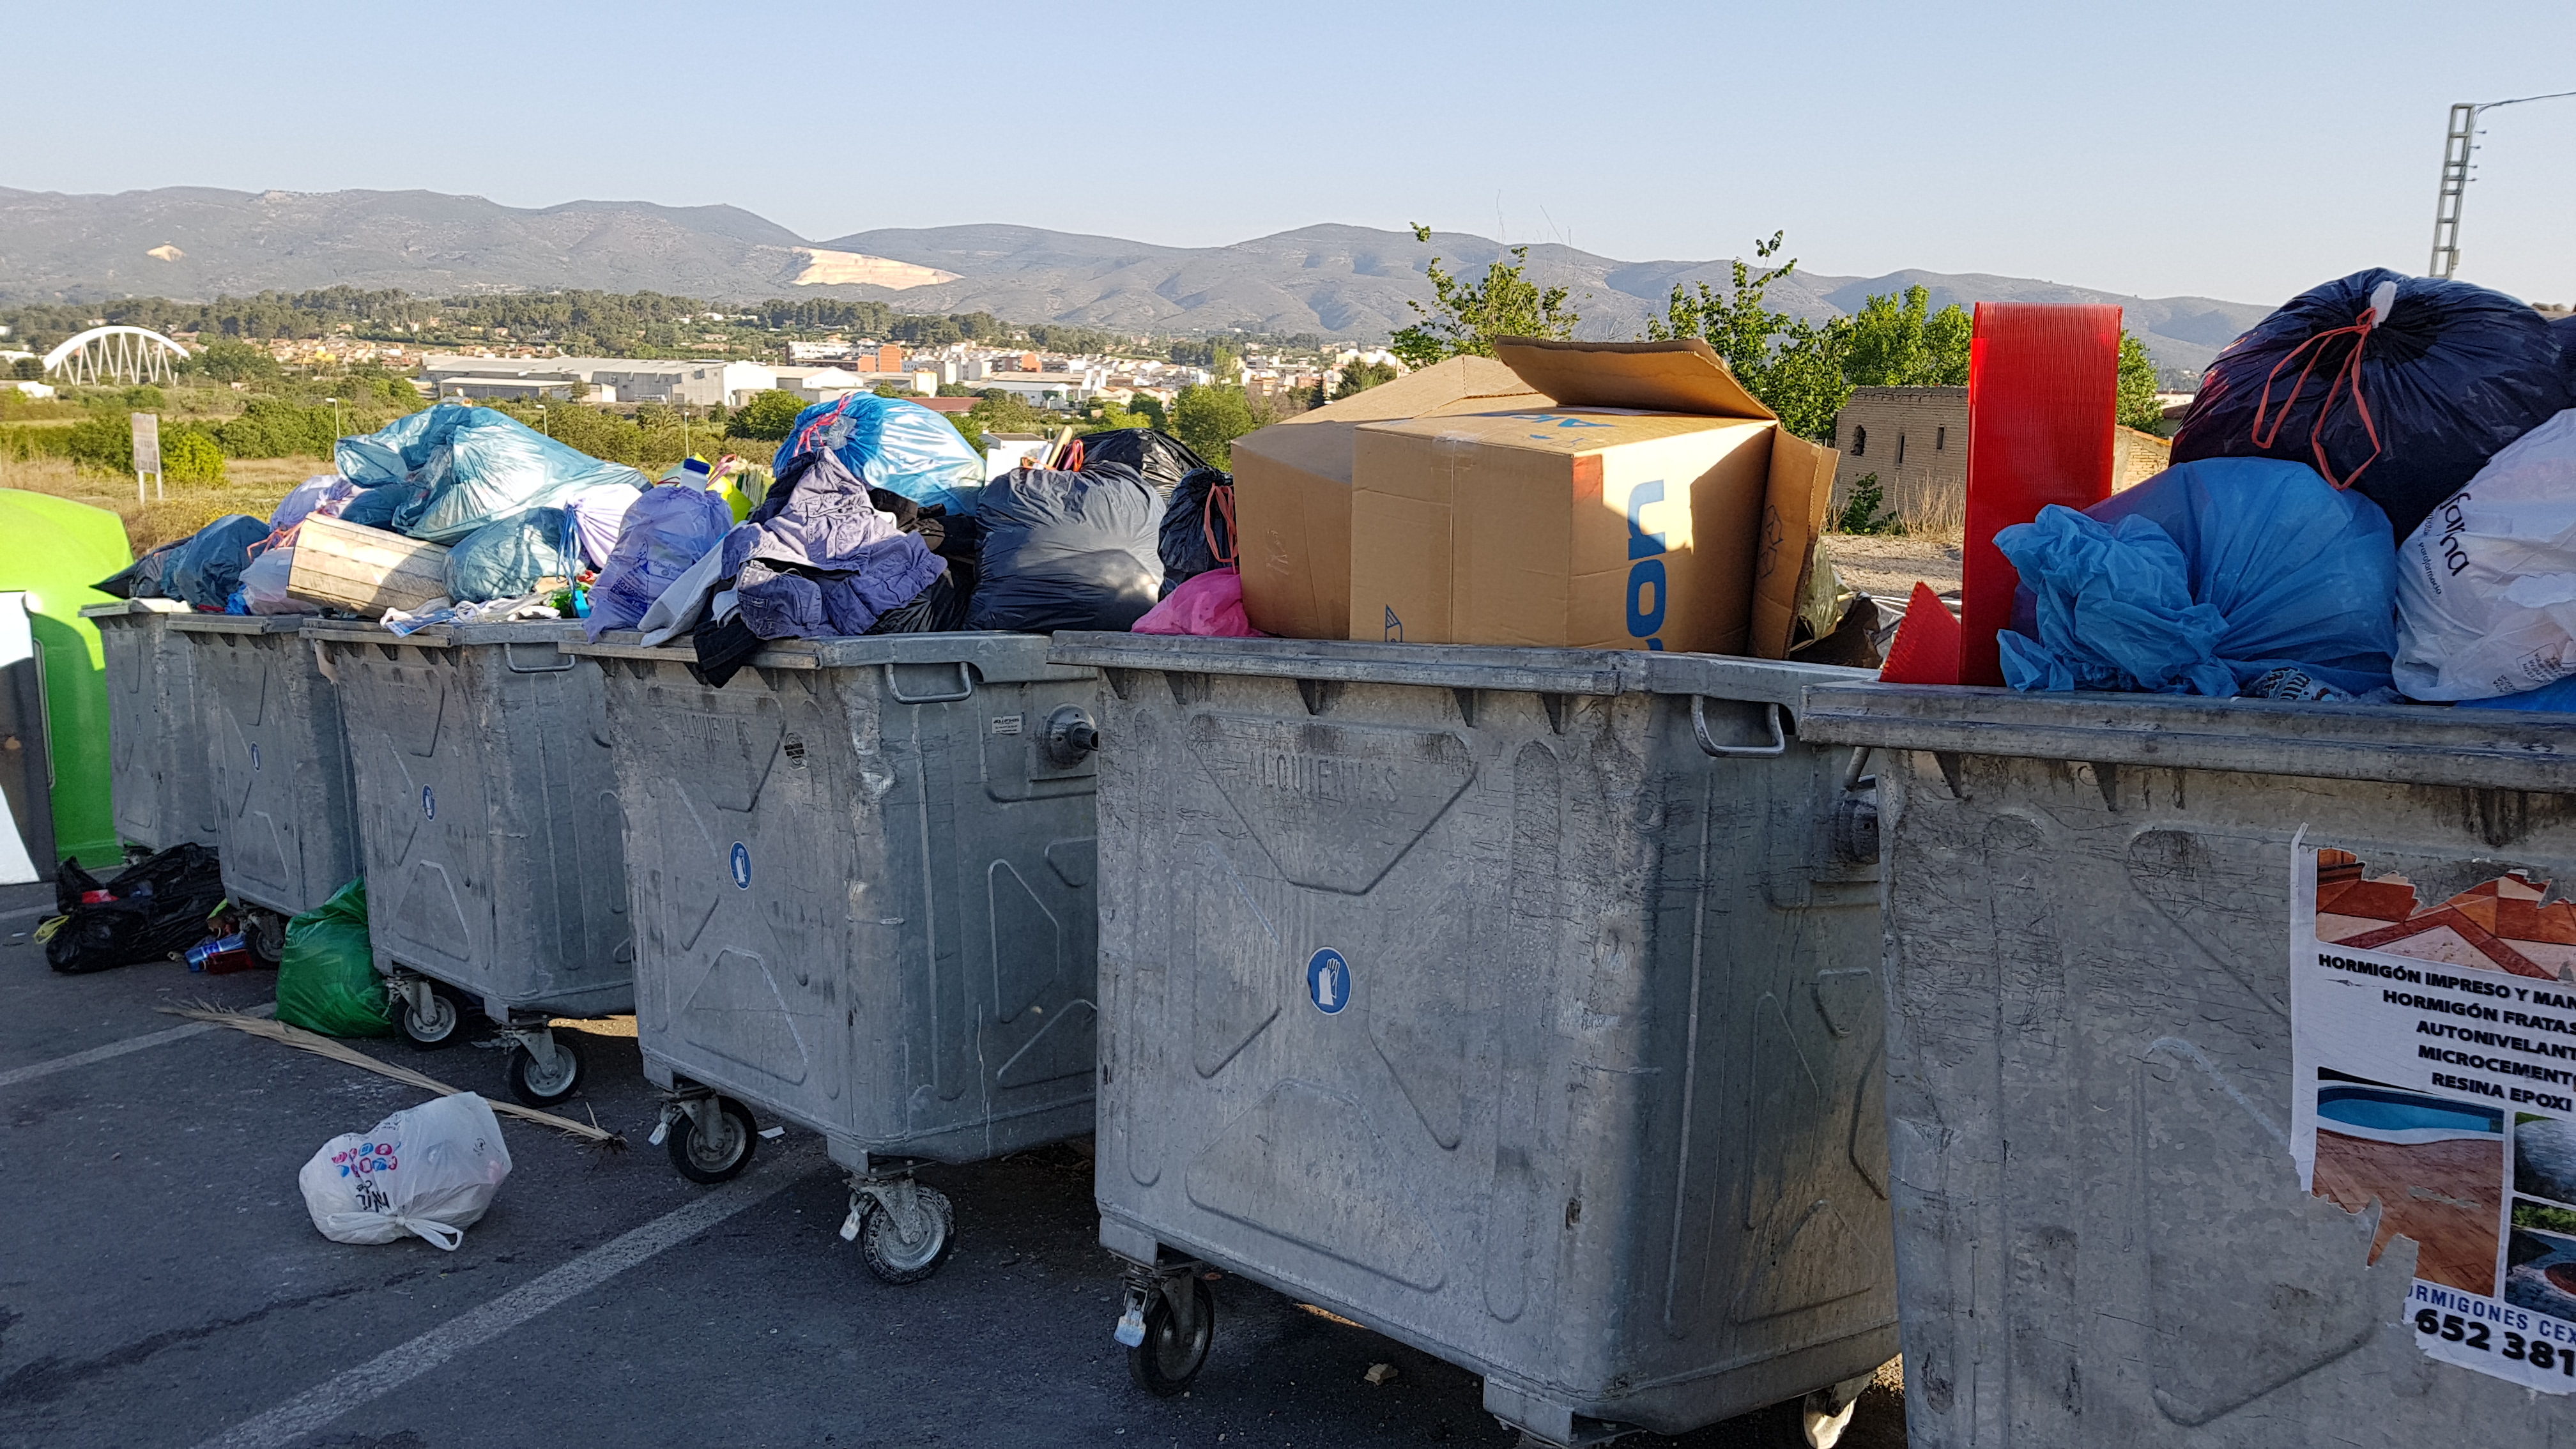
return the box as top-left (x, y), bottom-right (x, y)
top-left (730, 450), bottom-right (946, 639)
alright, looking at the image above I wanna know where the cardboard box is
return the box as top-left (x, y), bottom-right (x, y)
top-left (1230, 356), bottom-right (1547, 640)
top-left (1347, 339), bottom-right (1837, 657)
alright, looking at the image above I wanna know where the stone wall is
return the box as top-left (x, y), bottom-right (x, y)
top-left (1828, 386), bottom-right (2175, 531)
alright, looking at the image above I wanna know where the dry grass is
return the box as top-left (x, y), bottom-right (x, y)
top-left (1825, 532), bottom-right (1965, 601)
top-left (0, 453), bottom-right (328, 555)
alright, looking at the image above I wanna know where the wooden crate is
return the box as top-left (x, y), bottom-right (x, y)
top-left (288, 515), bottom-right (450, 618)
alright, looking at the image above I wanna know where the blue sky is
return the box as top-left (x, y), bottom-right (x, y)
top-left (12, 1), bottom-right (2574, 307)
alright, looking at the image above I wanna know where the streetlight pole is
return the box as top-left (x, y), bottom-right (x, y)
top-left (2429, 89), bottom-right (2576, 279)
top-left (536, 403), bottom-right (548, 437)
top-left (325, 395), bottom-right (341, 445)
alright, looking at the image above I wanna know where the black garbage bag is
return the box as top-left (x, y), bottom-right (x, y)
top-left (2170, 268), bottom-right (2574, 539)
top-left (865, 571), bottom-right (970, 635)
top-left (1073, 429), bottom-right (1213, 500)
top-left (167, 515), bottom-right (271, 611)
top-left (46, 843), bottom-right (229, 974)
top-left (1158, 467), bottom-right (1236, 589)
top-left (967, 462), bottom-right (1163, 632)
top-left (94, 540), bottom-right (187, 601)
top-left (869, 487), bottom-right (983, 599)
top-left (2556, 314), bottom-right (2576, 392)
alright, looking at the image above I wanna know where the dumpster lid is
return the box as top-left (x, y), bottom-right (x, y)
top-left (565, 629), bottom-right (1091, 684)
top-left (78, 598), bottom-right (190, 618)
top-left (1049, 633), bottom-right (1871, 708)
top-left (165, 614), bottom-right (312, 636)
top-left (304, 618), bottom-right (590, 648)
top-left (1800, 682), bottom-right (2576, 793)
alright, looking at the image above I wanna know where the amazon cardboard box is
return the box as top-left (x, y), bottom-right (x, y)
top-left (1231, 356), bottom-right (1547, 640)
top-left (1347, 339), bottom-right (1837, 657)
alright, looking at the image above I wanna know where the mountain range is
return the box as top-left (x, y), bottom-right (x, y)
top-left (0, 185), bottom-right (2276, 372)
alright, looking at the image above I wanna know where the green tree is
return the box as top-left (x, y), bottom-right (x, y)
top-left (2116, 333), bottom-right (2163, 431)
top-left (1643, 231), bottom-right (1851, 440)
top-left (1333, 359), bottom-right (1398, 399)
top-left (1172, 384), bottom-right (1259, 466)
top-left (10, 358), bottom-right (40, 380)
top-left (1082, 395), bottom-right (1149, 433)
top-left (194, 339), bottom-right (279, 383)
top-left (1389, 224), bottom-right (1579, 367)
top-left (1843, 286), bottom-right (1972, 388)
top-left (1128, 393), bottom-right (1168, 429)
top-left (729, 389), bottom-right (807, 441)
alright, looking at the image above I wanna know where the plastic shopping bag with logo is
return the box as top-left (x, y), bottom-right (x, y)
top-left (298, 1092), bottom-right (513, 1250)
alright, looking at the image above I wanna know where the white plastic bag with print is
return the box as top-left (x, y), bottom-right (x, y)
top-left (297, 1092), bottom-right (514, 1250)
top-left (2395, 408), bottom-right (2576, 699)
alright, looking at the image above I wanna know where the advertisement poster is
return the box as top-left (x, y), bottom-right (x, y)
top-left (2292, 836), bottom-right (2576, 1392)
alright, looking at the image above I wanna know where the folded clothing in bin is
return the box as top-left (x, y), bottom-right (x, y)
top-left (727, 448), bottom-right (945, 640)
top-left (1996, 456), bottom-right (2399, 699)
top-left (967, 462), bottom-right (1162, 632)
top-left (2393, 408), bottom-right (2576, 700)
top-left (2170, 269), bottom-right (2573, 539)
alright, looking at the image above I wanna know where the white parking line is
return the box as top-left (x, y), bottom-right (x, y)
top-left (190, 1145), bottom-right (818, 1449)
top-left (0, 903), bottom-right (56, 923)
top-left (0, 1002), bottom-right (277, 1090)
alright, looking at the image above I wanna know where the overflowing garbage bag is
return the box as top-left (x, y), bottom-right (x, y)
top-left (298, 1091), bottom-right (513, 1250)
top-left (1158, 466), bottom-right (1236, 588)
top-left (728, 449), bottom-right (945, 640)
top-left (2393, 409), bottom-right (2576, 700)
top-left (275, 878), bottom-right (392, 1037)
top-left (1075, 428), bottom-right (1215, 500)
top-left (1995, 456), bottom-right (2400, 700)
top-left (562, 483), bottom-right (641, 569)
top-left (775, 392), bottom-right (985, 516)
top-left (238, 546), bottom-right (318, 615)
top-left (968, 462), bottom-right (1163, 632)
top-left (583, 484), bottom-right (735, 639)
top-left (337, 482), bottom-right (406, 530)
top-left (2171, 268), bottom-right (2573, 539)
top-left (1133, 565), bottom-right (1262, 638)
top-left (45, 843), bottom-right (228, 974)
top-left (446, 507), bottom-right (578, 603)
top-left (93, 540), bottom-right (187, 601)
top-left (335, 404), bottom-right (648, 544)
top-left (168, 515), bottom-right (270, 611)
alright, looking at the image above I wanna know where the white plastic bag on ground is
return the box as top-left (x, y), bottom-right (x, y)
top-left (298, 1092), bottom-right (513, 1250)
top-left (2395, 409), bottom-right (2576, 700)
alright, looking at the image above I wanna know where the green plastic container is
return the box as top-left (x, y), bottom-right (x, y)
top-left (0, 489), bottom-right (134, 869)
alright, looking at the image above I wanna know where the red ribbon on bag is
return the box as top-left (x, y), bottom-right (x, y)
top-left (2250, 281), bottom-right (2397, 491)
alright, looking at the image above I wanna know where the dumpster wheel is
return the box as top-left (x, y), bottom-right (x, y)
top-left (243, 908), bottom-right (288, 968)
top-left (666, 1096), bottom-right (758, 1184)
top-left (505, 1031), bottom-right (585, 1107)
top-left (1127, 1275), bottom-right (1215, 1397)
top-left (395, 977), bottom-right (469, 1050)
top-left (854, 1181), bottom-right (954, 1285)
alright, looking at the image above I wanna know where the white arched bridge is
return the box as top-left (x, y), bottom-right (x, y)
top-left (42, 326), bottom-right (190, 386)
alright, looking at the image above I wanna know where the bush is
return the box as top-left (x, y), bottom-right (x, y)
top-left (163, 428), bottom-right (227, 483)
top-left (1834, 473), bottom-right (1905, 536)
top-left (215, 396), bottom-right (335, 458)
top-left (67, 410), bottom-right (132, 472)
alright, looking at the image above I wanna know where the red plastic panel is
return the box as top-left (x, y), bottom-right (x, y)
top-left (1879, 581), bottom-right (1962, 686)
top-left (1959, 303), bottom-right (2122, 686)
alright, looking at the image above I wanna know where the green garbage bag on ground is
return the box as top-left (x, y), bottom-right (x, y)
top-left (275, 879), bottom-right (391, 1037)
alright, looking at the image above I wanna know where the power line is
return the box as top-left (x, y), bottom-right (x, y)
top-left (2429, 89), bottom-right (2576, 280)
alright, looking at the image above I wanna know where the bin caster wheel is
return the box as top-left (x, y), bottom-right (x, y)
top-left (857, 1184), bottom-right (954, 1285)
top-left (396, 980), bottom-right (468, 1050)
top-left (243, 910), bottom-right (286, 967)
top-left (1128, 1275), bottom-right (1215, 1397)
top-left (666, 1096), bottom-right (758, 1184)
top-left (1801, 1372), bottom-right (1873, 1449)
top-left (506, 1032), bottom-right (585, 1107)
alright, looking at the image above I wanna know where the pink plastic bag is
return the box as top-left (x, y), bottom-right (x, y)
top-left (1131, 567), bottom-right (1266, 638)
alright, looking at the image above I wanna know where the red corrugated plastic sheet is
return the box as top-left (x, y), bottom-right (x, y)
top-left (1955, 303), bottom-right (2122, 686)
top-left (1878, 581), bottom-right (1962, 686)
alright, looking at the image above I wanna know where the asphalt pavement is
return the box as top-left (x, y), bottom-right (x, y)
top-left (0, 877), bottom-right (1905, 1449)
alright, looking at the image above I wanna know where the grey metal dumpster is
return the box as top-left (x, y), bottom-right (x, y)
top-left (79, 599), bottom-right (219, 856)
top-left (1799, 682), bottom-right (2576, 1448)
top-left (309, 620), bottom-right (630, 1107)
top-left (168, 615), bottom-right (361, 958)
top-left (565, 630), bottom-right (1103, 1284)
top-left (1049, 633), bottom-right (1896, 1448)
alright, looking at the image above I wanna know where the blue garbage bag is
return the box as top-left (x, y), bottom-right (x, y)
top-left (1996, 457), bottom-right (2399, 699)
top-left (2170, 268), bottom-right (2572, 539)
top-left (337, 483), bottom-right (405, 530)
top-left (772, 393), bottom-right (984, 517)
top-left (583, 484), bottom-right (735, 639)
top-left (445, 508), bottom-right (578, 602)
top-left (168, 515), bottom-right (272, 611)
top-left (334, 404), bottom-right (648, 544)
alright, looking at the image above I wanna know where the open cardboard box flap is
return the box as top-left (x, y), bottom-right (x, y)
top-left (1491, 337), bottom-right (1777, 421)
